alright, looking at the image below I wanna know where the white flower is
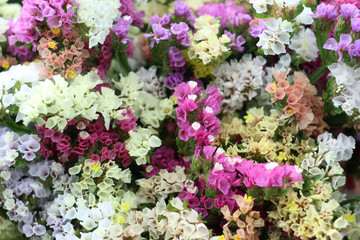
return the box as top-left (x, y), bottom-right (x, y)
top-left (289, 27), bottom-right (319, 62)
top-left (249, 0), bottom-right (274, 13)
top-left (295, 6), bottom-right (314, 25)
top-left (257, 18), bottom-right (293, 55)
top-left (77, 0), bottom-right (121, 48)
top-left (212, 54), bottom-right (266, 113)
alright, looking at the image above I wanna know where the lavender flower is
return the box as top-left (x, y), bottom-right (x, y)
top-left (323, 34), bottom-right (352, 61)
top-left (144, 24), bottom-right (172, 48)
top-left (340, 4), bottom-right (359, 20)
top-left (349, 39), bottom-right (360, 57)
top-left (224, 31), bottom-right (246, 52)
top-left (312, 3), bottom-right (339, 21)
top-left (351, 17), bottom-right (360, 32)
top-left (168, 46), bottom-right (186, 71)
top-left (148, 13), bottom-right (172, 26)
top-left (164, 72), bottom-right (183, 89)
top-left (249, 19), bottom-right (267, 38)
top-left (232, 13), bottom-right (252, 26)
top-left (174, 0), bottom-right (194, 23)
top-left (111, 16), bottom-right (133, 44)
top-left (170, 22), bottom-right (190, 46)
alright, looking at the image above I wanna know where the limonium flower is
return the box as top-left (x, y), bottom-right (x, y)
top-left (323, 34), bottom-right (353, 62)
top-left (257, 18), bottom-right (293, 55)
top-left (144, 24), bottom-right (172, 48)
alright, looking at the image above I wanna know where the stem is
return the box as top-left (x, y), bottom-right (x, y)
top-left (309, 65), bottom-right (328, 84)
top-left (340, 196), bottom-right (360, 206)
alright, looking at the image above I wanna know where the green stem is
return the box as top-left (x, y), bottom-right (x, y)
top-left (340, 196), bottom-right (360, 206)
top-left (309, 65), bottom-right (328, 84)
top-left (0, 118), bottom-right (34, 134)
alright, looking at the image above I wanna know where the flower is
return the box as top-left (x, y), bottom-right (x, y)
top-left (289, 27), bottom-right (319, 62)
top-left (144, 24), bottom-right (171, 48)
top-left (323, 34), bottom-right (353, 61)
top-left (257, 18), bottom-right (293, 55)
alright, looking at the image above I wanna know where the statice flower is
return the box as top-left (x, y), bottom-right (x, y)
top-left (323, 34), bottom-right (353, 62)
top-left (257, 18), bottom-right (293, 55)
top-left (170, 22), bottom-right (190, 46)
top-left (211, 54), bottom-right (266, 113)
top-left (174, 0), bottom-right (195, 24)
top-left (0, 62), bottom-right (41, 117)
top-left (312, 3), bottom-right (339, 21)
top-left (112, 16), bottom-right (133, 44)
top-left (249, 19), bottom-right (267, 38)
top-left (168, 46), bottom-right (186, 72)
top-left (232, 13), bottom-right (252, 26)
top-left (164, 72), bottom-right (184, 90)
top-left (318, 131), bottom-right (355, 163)
top-left (148, 13), bottom-right (172, 26)
top-left (351, 17), bottom-right (360, 32)
top-left (295, 6), bottom-right (314, 25)
top-left (119, 0), bottom-right (145, 27)
top-left (328, 63), bottom-right (360, 117)
top-left (289, 27), bottom-right (319, 62)
top-left (197, 0), bottom-right (247, 28)
top-left (0, 129), bottom-right (40, 167)
top-left (340, 3), bottom-right (359, 20)
top-left (249, 0), bottom-right (273, 13)
top-left (224, 31), bottom-right (246, 52)
top-left (77, 0), bottom-right (121, 48)
top-left (144, 24), bottom-right (172, 48)
top-left (136, 66), bottom-right (166, 98)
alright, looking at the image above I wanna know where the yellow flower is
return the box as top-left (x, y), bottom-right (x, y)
top-left (171, 96), bottom-right (178, 104)
top-left (121, 203), bottom-right (131, 211)
top-left (91, 162), bottom-right (101, 171)
top-left (51, 28), bottom-right (60, 34)
top-left (277, 151), bottom-right (287, 162)
top-left (217, 235), bottom-right (226, 240)
top-left (234, 235), bottom-right (242, 240)
top-left (244, 112), bottom-right (254, 124)
top-left (2, 61), bottom-right (9, 69)
top-left (66, 71), bottom-right (77, 79)
top-left (48, 41), bottom-right (56, 49)
top-left (287, 201), bottom-right (297, 212)
top-left (245, 194), bottom-right (252, 203)
top-left (23, 62), bottom-right (30, 66)
top-left (345, 212), bottom-right (356, 223)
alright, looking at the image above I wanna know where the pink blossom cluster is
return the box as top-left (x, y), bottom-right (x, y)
top-left (205, 147), bottom-right (303, 211)
top-left (143, 146), bottom-right (190, 177)
top-left (37, 30), bottom-right (90, 79)
top-left (37, 109), bottom-right (136, 167)
top-left (174, 81), bottom-right (222, 155)
top-left (265, 71), bottom-right (328, 135)
top-left (197, 0), bottom-right (247, 29)
top-left (8, 0), bottom-right (78, 46)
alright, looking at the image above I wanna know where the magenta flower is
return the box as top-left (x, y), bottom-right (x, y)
top-left (312, 3), bottom-right (339, 21)
top-left (340, 3), bottom-right (359, 20)
top-left (323, 34), bottom-right (353, 61)
top-left (144, 24), bottom-right (172, 48)
top-left (170, 22), bottom-right (190, 46)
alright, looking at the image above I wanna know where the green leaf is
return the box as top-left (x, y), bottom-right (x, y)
top-left (14, 158), bottom-right (29, 168)
top-left (315, 31), bottom-right (329, 64)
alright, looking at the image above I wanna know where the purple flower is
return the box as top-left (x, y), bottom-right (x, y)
top-left (340, 4), bottom-right (359, 20)
top-left (164, 72), bottom-right (184, 89)
top-left (144, 24), bottom-right (171, 48)
top-left (168, 46), bottom-right (186, 71)
top-left (111, 16), bottom-right (133, 44)
top-left (187, 195), bottom-right (201, 208)
top-left (249, 19), bottom-right (267, 38)
top-left (351, 17), bottom-right (360, 32)
top-left (170, 22), bottom-right (190, 46)
top-left (22, 224), bottom-right (34, 237)
top-left (197, 0), bottom-right (247, 28)
top-left (312, 3), bottom-right (339, 21)
top-left (217, 178), bottom-right (230, 195)
top-left (174, 1), bottom-right (195, 24)
top-left (224, 30), bottom-right (246, 52)
top-left (349, 39), bottom-right (360, 57)
top-left (232, 13), bottom-right (252, 26)
top-left (323, 34), bottom-right (353, 61)
top-left (148, 13), bottom-right (172, 26)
